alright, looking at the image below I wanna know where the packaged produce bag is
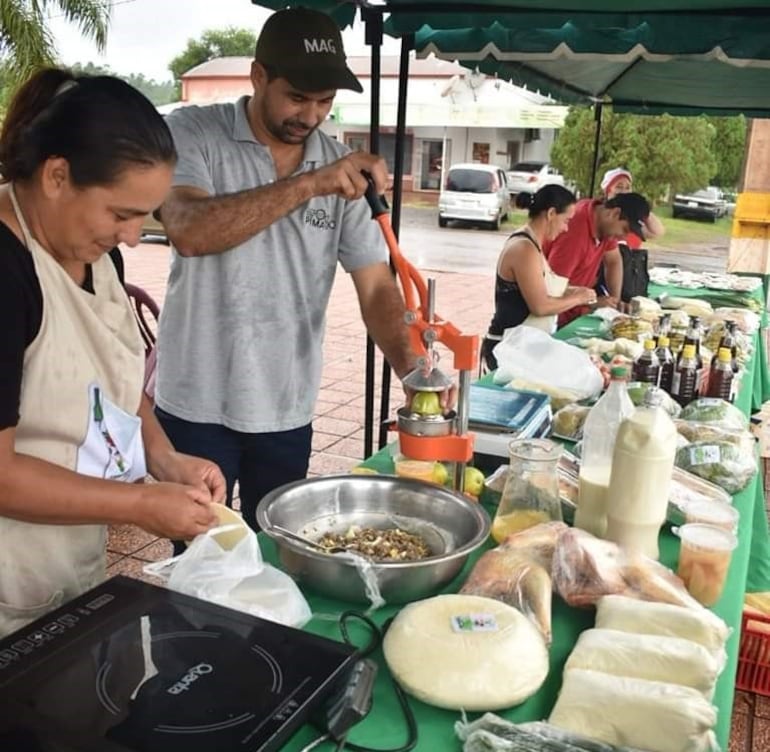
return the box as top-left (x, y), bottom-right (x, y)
top-left (145, 522), bottom-right (311, 628)
top-left (492, 326), bottom-right (603, 403)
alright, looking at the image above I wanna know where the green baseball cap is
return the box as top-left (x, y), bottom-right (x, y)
top-left (254, 8), bottom-right (363, 93)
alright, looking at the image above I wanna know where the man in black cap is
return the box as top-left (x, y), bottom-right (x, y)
top-left (543, 192), bottom-right (652, 326)
top-left (153, 8), bottom-right (417, 531)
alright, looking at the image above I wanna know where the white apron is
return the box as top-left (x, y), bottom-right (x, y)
top-left (522, 262), bottom-right (569, 334)
top-left (0, 186), bottom-right (146, 637)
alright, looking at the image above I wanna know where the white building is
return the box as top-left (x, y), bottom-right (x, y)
top-left (174, 55), bottom-right (568, 193)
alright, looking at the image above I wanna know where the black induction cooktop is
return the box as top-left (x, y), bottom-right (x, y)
top-left (0, 576), bottom-right (357, 752)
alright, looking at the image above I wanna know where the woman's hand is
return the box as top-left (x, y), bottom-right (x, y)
top-left (133, 482), bottom-right (219, 540)
top-left (151, 450), bottom-right (227, 504)
top-left (574, 287), bottom-right (598, 306)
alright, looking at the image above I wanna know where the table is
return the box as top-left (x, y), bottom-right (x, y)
top-left (263, 283), bottom-right (770, 751)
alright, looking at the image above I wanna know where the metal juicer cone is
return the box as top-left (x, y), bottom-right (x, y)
top-left (402, 366), bottom-right (453, 393)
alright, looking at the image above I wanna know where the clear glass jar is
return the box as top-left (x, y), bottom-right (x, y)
top-left (492, 438), bottom-right (563, 543)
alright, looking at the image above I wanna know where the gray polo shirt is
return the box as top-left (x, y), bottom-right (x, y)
top-left (155, 96), bottom-right (387, 432)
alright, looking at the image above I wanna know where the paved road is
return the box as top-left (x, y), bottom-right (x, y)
top-left (395, 206), bottom-right (730, 276)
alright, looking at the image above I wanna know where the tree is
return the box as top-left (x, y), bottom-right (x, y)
top-left (71, 62), bottom-right (177, 106)
top-left (0, 1), bottom-right (109, 85)
top-left (169, 26), bottom-right (257, 87)
top-left (551, 106), bottom-right (723, 204)
top-left (707, 115), bottom-right (747, 188)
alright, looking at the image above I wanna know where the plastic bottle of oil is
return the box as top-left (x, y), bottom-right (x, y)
top-left (655, 335), bottom-right (675, 393)
top-left (679, 316), bottom-right (705, 395)
top-left (718, 321), bottom-right (740, 374)
top-left (671, 344), bottom-right (699, 406)
top-left (706, 347), bottom-right (735, 402)
top-left (575, 367), bottom-right (635, 538)
top-left (632, 339), bottom-right (660, 384)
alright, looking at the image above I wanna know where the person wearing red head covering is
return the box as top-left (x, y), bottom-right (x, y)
top-left (600, 168), bottom-right (665, 247)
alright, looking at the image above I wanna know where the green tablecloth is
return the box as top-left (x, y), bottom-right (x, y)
top-left (262, 280), bottom-right (770, 752)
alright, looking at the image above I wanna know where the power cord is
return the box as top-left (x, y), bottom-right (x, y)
top-left (302, 611), bottom-right (418, 752)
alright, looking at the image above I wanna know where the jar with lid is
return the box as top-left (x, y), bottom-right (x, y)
top-left (492, 438), bottom-right (563, 543)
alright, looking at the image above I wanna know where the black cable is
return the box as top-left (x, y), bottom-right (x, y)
top-left (335, 612), bottom-right (419, 752)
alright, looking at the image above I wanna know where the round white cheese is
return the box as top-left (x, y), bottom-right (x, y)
top-left (383, 594), bottom-right (549, 711)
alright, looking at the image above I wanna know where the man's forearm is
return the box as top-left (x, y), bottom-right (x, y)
top-left (162, 174), bottom-right (317, 257)
top-left (360, 282), bottom-right (415, 379)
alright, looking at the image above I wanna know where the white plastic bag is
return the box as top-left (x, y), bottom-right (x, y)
top-left (145, 524), bottom-right (311, 628)
top-left (492, 325), bottom-right (603, 401)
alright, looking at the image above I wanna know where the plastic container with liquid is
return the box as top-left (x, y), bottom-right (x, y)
top-left (706, 347), bottom-right (735, 402)
top-left (632, 339), bottom-right (661, 384)
top-left (675, 523), bottom-right (738, 606)
top-left (683, 499), bottom-right (739, 532)
top-left (575, 367), bottom-right (635, 538)
top-left (655, 335), bottom-right (675, 393)
top-left (671, 344), bottom-right (699, 406)
top-left (605, 389), bottom-right (678, 560)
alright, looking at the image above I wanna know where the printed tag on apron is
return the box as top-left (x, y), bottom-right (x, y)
top-left (76, 383), bottom-right (147, 482)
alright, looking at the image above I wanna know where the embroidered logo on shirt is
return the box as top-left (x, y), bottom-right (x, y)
top-left (305, 207), bottom-right (337, 231)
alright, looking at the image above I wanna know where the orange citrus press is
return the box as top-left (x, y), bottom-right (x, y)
top-left (364, 175), bottom-right (479, 491)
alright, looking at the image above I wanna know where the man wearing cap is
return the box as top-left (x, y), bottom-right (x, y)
top-left (596, 167), bottom-right (665, 309)
top-left (153, 8), bottom-right (416, 531)
top-left (601, 167), bottom-right (665, 245)
top-left (543, 192), bottom-right (652, 326)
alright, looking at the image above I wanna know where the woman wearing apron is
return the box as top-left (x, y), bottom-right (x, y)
top-left (481, 185), bottom-right (598, 371)
top-left (0, 68), bottom-right (226, 638)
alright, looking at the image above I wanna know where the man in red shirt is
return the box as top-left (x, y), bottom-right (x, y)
top-left (543, 192), bottom-right (651, 326)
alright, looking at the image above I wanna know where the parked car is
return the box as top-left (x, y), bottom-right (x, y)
top-left (438, 163), bottom-right (510, 231)
top-left (506, 161), bottom-right (565, 196)
top-left (672, 187), bottom-right (728, 222)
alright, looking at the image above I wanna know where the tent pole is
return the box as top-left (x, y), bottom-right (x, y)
top-left (363, 9), bottom-right (383, 460)
top-left (588, 101), bottom-right (603, 197)
top-left (377, 32), bottom-right (413, 450)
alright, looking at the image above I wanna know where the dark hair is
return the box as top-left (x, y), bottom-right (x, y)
top-left (257, 62), bottom-right (280, 83)
top-left (0, 67), bottom-right (176, 186)
top-left (515, 184), bottom-right (576, 218)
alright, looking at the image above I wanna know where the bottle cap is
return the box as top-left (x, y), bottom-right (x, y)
top-left (657, 335), bottom-right (670, 347)
top-left (682, 344), bottom-right (696, 359)
top-left (610, 366), bottom-right (628, 379)
top-left (642, 386), bottom-right (664, 408)
top-left (718, 347), bottom-right (732, 363)
top-left (644, 339), bottom-right (655, 350)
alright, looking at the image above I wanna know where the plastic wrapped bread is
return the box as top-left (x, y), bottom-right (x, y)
top-left (595, 595), bottom-right (729, 662)
top-left (549, 669), bottom-right (718, 752)
top-left (456, 713), bottom-right (645, 751)
top-left (565, 628), bottom-right (720, 698)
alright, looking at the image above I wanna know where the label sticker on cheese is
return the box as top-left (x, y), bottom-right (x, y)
top-left (688, 444), bottom-right (721, 466)
top-left (450, 613), bottom-right (498, 633)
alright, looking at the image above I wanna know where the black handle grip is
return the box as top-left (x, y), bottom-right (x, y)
top-left (362, 171), bottom-right (389, 218)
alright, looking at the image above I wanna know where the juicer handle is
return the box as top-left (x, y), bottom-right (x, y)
top-left (362, 171), bottom-right (390, 218)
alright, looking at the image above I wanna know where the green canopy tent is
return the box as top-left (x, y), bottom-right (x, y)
top-left (250, 0), bottom-right (770, 452)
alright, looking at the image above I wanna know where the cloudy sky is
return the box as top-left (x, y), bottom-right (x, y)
top-left (49, 0), bottom-right (398, 82)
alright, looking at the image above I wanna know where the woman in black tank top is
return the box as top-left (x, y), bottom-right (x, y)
top-left (481, 185), bottom-right (597, 371)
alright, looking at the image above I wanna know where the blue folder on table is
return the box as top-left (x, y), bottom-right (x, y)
top-left (469, 383), bottom-right (551, 437)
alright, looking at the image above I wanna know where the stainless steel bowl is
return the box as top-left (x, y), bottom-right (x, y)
top-left (256, 474), bottom-right (490, 604)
